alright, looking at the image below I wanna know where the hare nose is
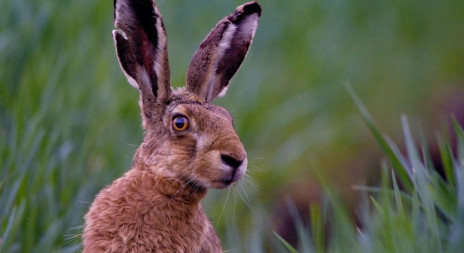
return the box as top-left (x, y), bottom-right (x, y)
top-left (220, 154), bottom-right (243, 169)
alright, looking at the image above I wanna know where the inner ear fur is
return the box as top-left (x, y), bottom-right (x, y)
top-left (186, 1), bottom-right (261, 102)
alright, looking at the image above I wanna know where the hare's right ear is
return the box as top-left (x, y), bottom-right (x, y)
top-left (186, 1), bottom-right (261, 102)
top-left (113, 0), bottom-right (171, 122)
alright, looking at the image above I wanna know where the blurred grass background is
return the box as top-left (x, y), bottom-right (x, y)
top-left (1, 0), bottom-right (464, 252)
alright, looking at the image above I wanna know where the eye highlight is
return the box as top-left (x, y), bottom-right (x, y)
top-left (172, 116), bottom-right (189, 131)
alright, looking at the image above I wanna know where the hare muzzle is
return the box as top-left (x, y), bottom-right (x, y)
top-left (192, 130), bottom-right (247, 189)
top-left (214, 147), bottom-right (247, 188)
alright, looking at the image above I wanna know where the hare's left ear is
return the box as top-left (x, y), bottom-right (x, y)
top-left (113, 0), bottom-right (171, 116)
top-left (186, 1), bottom-right (261, 102)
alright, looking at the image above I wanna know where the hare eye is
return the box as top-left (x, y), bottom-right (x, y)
top-left (172, 116), bottom-right (189, 131)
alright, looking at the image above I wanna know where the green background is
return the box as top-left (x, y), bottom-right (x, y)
top-left (1, 0), bottom-right (464, 251)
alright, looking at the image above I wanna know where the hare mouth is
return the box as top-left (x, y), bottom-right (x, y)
top-left (215, 178), bottom-right (234, 187)
top-left (212, 156), bottom-right (247, 188)
top-left (213, 168), bottom-right (240, 188)
top-left (222, 167), bottom-right (238, 185)
top-left (212, 180), bottom-right (234, 189)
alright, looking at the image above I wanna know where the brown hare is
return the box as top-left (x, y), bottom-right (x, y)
top-left (82, 0), bottom-right (261, 252)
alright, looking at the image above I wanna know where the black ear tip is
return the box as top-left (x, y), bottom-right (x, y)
top-left (230, 1), bottom-right (262, 23)
top-left (243, 1), bottom-right (262, 16)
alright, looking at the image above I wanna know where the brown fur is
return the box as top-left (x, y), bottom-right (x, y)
top-left (83, 1), bottom-right (261, 252)
top-left (83, 159), bottom-right (219, 252)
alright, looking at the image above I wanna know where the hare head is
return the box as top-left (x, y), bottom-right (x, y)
top-left (113, 0), bottom-right (261, 189)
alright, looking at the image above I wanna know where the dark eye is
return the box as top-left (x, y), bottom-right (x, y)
top-left (172, 116), bottom-right (189, 131)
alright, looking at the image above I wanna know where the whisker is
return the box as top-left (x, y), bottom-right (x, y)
top-left (64, 231), bottom-right (83, 245)
top-left (69, 224), bottom-right (84, 231)
top-left (187, 174), bottom-right (205, 197)
top-left (243, 173), bottom-right (259, 185)
top-left (216, 187), bottom-right (232, 227)
top-left (242, 176), bottom-right (261, 195)
top-left (124, 142), bottom-right (139, 147)
top-left (236, 181), bottom-right (253, 210)
top-left (247, 164), bottom-right (264, 173)
top-left (170, 177), bottom-right (192, 200)
top-left (246, 152), bottom-right (264, 160)
top-left (233, 186), bottom-right (237, 220)
top-left (238, 180), bottom-right (248, 199)
top-left (193, 182), bottom-right (202, 196)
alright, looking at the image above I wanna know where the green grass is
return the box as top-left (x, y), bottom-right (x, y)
top-left (1, 0), bottom-right (464, 252)
top-left (271, 87), bottom-right (464, 252)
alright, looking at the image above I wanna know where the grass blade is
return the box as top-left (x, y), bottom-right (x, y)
top-left (273, 232), bottom-right (299, 253)
top-left (345, 83), bottom-right (413, 191)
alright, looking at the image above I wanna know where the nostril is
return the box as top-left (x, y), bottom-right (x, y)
top-left (220, 154), bottom-right (243, 169)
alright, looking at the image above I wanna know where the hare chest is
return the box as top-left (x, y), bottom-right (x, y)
top-left (83, 175), bottom-right (222, 253)
top-left (118, 205), bottom-right (218, 252)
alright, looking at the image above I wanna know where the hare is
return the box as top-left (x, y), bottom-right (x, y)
top-left (82, 0), bottom-right (261, 252)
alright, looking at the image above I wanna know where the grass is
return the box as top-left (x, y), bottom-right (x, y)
top-left (1, 0), bottom-right (464, 252)
top-left (270, 87), bottom-right (464, 252)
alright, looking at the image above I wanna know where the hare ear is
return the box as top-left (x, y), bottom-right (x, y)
top-left (186, 1), bottom-right (261, 102)
top-left (113, 0), bottom-right (171, 118)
